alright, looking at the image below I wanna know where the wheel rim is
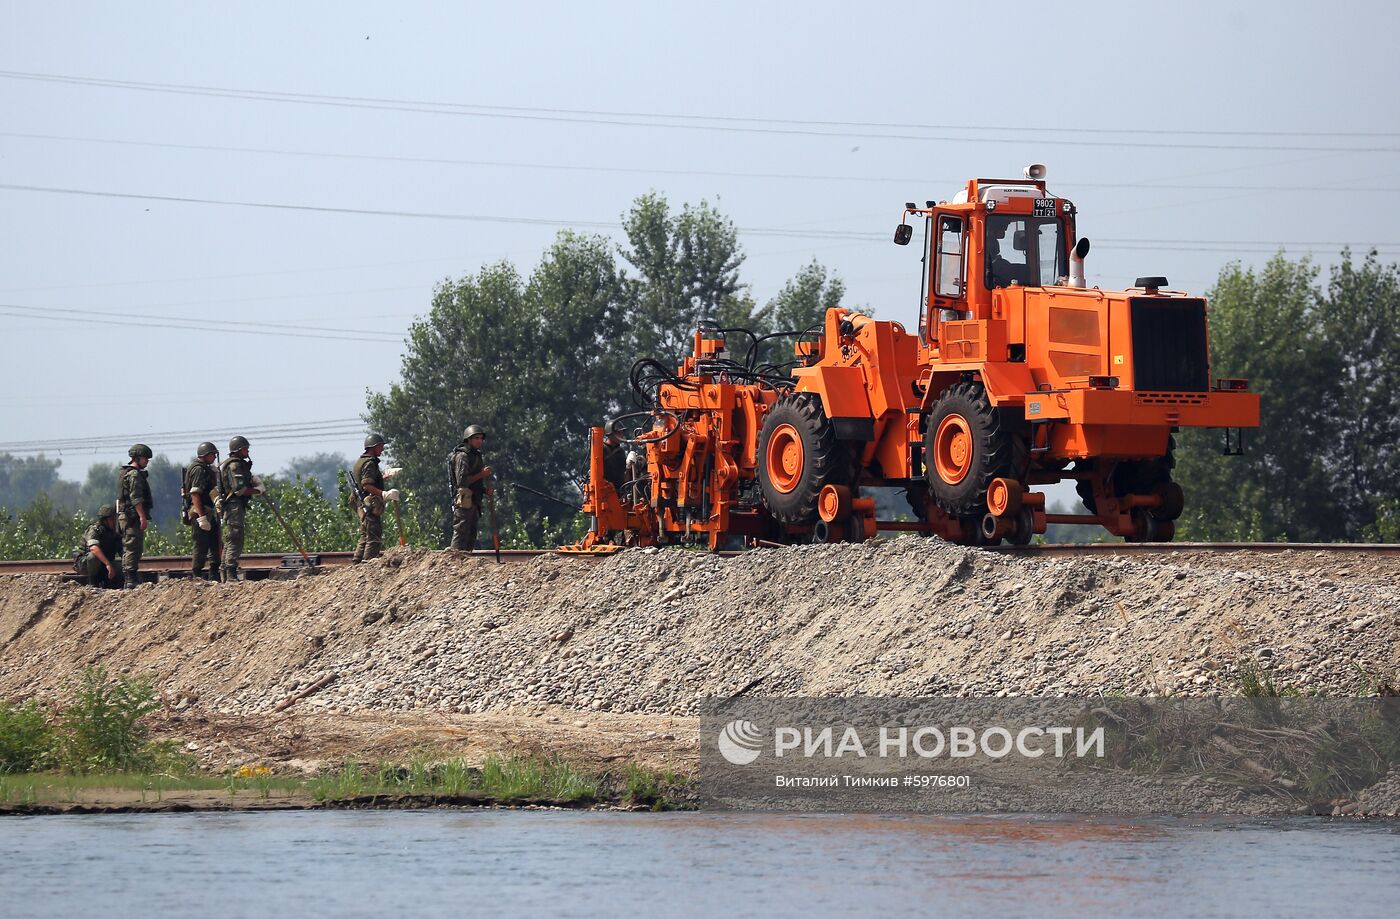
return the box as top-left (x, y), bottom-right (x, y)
top-left (932, 414), bottom-right (974, 485)
top-left (766, 423), bottom-right (804, 494)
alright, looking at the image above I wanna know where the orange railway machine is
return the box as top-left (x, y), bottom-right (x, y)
top-left (576, 165), bottom-right (1260, 548)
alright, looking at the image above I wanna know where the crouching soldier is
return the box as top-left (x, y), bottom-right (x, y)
top-left (116, 443), bottom-right (154, 589)
top-left (352, 433), bottom-right (399, 563)
top-left (77, 505), bottom-right (122, 588)
top-left (184, 442), bottom-right (223, 581)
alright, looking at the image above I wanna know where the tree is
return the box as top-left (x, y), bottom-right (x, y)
top-left (747, 259), bottom-right (850, 371)
top-left (0, 453), bottom-right (66, 511)
top-left (1319, 251), bottom-right (1400, 537)
top-left (620, 193), bottom-right (749, 365)
top-left (78, 462), bottom-right (119, 515)
top-left (283, 452), bottom-right (351, 498)
top-left (1175, 251), bottom-right (1400, 541)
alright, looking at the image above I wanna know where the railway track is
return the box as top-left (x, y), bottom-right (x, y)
top-left (1, 542), bottom-right (1396, 584)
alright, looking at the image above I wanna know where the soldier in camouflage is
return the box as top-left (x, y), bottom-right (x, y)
top-left (184, 442), bottom-right (223, 581)
top-left (78, 504), bottom-right (122, 588)
top-left (448, 425), bottom-right (493, 551)
top-left (352, 433), bottom-right (400, 563)
top-left (116, 444), bottom-right (154, 589)
top-left (218, 435), bottom-right (264, 582)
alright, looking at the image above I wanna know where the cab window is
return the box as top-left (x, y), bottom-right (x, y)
top-left (985, 215), bottom-right (1066, 288)
top-left (934, 215), bottom-right (965, 298)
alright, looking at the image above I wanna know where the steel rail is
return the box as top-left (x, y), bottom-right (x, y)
top-left (2, 542), bottom-right (1396, 582)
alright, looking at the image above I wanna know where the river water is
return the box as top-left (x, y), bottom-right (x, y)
top-left (1, 811), bottom-right (1397, 917)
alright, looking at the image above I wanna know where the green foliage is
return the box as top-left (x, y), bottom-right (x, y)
top-left (0, 668), bottom-right (168, 775)
top-left (0, 453), bottom-right (77, 512)
top-left (55, 667), bottom-right (162, 773)
top-left (242, 474), bottom-right (360, 553)
top-left (0, 700), bottom-right (55, 773)
top-left (1176, 251), bottom-right (1400, 542)
top-left (0, 493), bottom-right (87, 560)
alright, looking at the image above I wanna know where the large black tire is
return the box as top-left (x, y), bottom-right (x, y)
top-left (924, 381), bottom-right (1016, 517)
top-left (757, 393), bottom-right (849, 525)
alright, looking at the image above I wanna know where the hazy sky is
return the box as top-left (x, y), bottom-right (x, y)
top-left (2, 0), bottom-right (1397, 480)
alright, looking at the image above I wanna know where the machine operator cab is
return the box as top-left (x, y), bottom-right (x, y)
top-left (896, 164), bottom-right (1082, 346)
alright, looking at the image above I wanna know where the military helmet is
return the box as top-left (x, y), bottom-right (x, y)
top-left (196, 441), bottom-right (217, 458)
top-left (229, 435), bottom-right (250, 452)
top-left (364, 433), bottom-right (387, 449)
top-left (98, 504), bottom-right (116, 519)
top-left (128, 443), bottom-right (153, 459)
top-left (464, 425), bottom-right (486, 440)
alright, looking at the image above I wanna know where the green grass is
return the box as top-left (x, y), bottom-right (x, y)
top-left (620, 763), bottom-right (691, 811)
top-left (309, 754), bottom-right (598, 804)
top-left (0, 754), bottom-right (699, 810)
top-left (0, 771), bottom-right (307, 805)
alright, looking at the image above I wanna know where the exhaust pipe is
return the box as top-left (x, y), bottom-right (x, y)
top-left (1069, 237), bottom-right (1090, 288)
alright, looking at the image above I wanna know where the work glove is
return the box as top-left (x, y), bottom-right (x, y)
top-left (197, 515), bottom-right (211, 531)
top-left (383, 488), bottom-right (401, 503)
top-left (252, 480), bottom-right (267, 495)
top-left (384, 466), bottom-right (403, 479)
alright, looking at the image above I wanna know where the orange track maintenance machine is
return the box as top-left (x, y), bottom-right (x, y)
top-left (571, 165), bottom-right (1260, 551)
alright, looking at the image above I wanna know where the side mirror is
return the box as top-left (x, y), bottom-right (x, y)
top-left (894, 224), bottom-right (913, 246)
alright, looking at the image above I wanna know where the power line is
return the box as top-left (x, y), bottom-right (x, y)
top-left (2, 70), bottom-right (1396, 154)
top-left (6, 130), bottom-right (1400, 193)
top-left (0, 417), bottom-right (363, 446)
top-left (0, 304), bottom-right (403, 344)
top-left (0, 301), bottom-right (402, 339)
top-left (0, 419), bottom-right (370, 455)
top-left (4, 182), bottom-right (1398, 253)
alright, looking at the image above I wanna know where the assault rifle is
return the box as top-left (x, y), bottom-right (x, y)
top-left (344, 466), bottom-right (367, 516)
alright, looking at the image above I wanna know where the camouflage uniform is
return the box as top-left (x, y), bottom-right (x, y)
top-left (449, 443), bottom-right (486, 550)
top-left (78, 515), bottom-right (122, 588)
top-left (352, 452), bottom-right (385, 562)
top-left (219, 455), bottom-right (254, 579)
top-left (116, 463), bottom-right (152, 580)
top-left (184, 458), bottom-right (223, 579)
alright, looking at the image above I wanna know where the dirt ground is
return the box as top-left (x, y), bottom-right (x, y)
top-left (152, 707), bottom-right (696, 775)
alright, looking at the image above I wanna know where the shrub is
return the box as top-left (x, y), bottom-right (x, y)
top-left (0, 700), bottom-right (55, 773)
top-left (56, 667), bottom-right (162, 773)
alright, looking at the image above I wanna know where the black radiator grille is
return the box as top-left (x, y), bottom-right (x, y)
top-left (1130, 298), bottom-right (1209, 392)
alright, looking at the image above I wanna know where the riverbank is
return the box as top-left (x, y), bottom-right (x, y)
top-left (3, 541), bottom-right (1398, 817)
top-left (0, 744), bottom-right (693, 815)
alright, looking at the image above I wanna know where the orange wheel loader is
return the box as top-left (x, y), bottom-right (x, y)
top-left (574, 165), bottom-right (1260, 549)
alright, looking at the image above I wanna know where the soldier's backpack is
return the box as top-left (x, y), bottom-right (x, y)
top-left (181, 463), bottom-right (194, 525)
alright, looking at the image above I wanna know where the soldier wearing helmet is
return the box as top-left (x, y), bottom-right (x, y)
top-left (351, 432), bottom-right (399, 563)
top-left (183, 441), bottom-right (223, 581)
top-left (76, 504), bottom-right (122, 589)
top-left (218, 435), bottom-right (264, 582)
top-left (116, 443), bottom-right (154, 588)
top-left (448, 425), bottom-right (493, 551)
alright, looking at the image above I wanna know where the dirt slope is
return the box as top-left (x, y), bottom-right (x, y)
top-left (3, 541), bottom-right (1396, 720)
